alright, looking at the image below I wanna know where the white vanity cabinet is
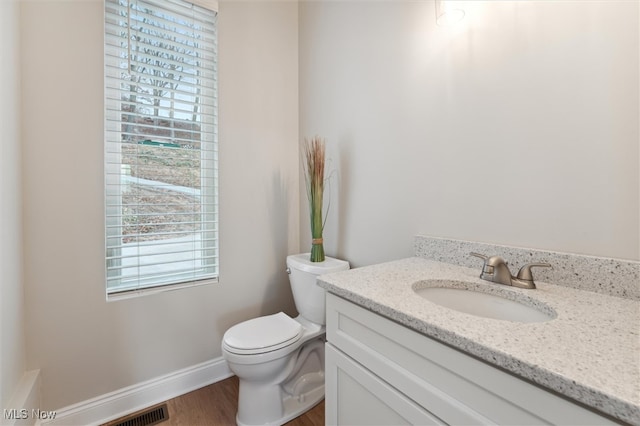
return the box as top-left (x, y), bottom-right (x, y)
top-left (324, 293), bottom-right (617, 425)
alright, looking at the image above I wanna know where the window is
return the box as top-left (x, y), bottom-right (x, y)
top-left (105, 0), bottom-right (218, 296)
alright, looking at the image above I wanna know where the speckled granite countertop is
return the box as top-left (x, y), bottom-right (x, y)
top-left (317, 257), bottom-right (640, 424)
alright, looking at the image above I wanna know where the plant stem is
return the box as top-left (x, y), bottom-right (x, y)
top-left (310, 243), bottom-right (325, 262)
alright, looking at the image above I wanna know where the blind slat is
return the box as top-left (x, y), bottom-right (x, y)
top-left (107, 92), bottom-right (217, 109)
top-left (103, 52), bottom-right (217, 84)
top-left (108, 250), bottom-right (218, 264)
top-left (107, 269), bottom-right (217, 288)
top-left (106, 221), bottom-right (219, 232)
top-left (107, 270), bottom-right (217, 287)
top-left (104, 81), bottom-right (217, 107)
top-left (104, 33), bottom-right (217, 62)
top-left (107, 242), bottom-right (218, 260)
top-left (106, 0), bottom-right (217, 33)
top-left (105, 2), bottom-right (216, 37)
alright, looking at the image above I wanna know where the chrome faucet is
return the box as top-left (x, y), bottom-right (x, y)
top-left (470, 252), bottom-right (551, 289)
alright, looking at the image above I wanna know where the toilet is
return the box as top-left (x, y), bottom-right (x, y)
top-left (222, 253), bottom-right (350, 426)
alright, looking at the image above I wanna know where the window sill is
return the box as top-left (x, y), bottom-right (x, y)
top-left (106, 276), bottom-right (219, 302)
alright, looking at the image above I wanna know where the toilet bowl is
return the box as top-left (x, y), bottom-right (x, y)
top-left (221, 254), bottom-right (349, 426)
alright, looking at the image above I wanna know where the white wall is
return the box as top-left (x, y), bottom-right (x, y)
top-left (20, 0), bottom-right (299, 410)
top-left (299, 0), bottom-right (639, 266)
top-left (0, 0), bottom-right (26, 409)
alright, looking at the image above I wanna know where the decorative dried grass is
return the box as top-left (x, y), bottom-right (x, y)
top-left (302, 136), bottom-right (326, 262)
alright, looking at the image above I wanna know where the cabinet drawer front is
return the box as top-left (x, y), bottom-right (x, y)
top-left (326, 343), bottom-right (444, 426)
top-left (326, 294), bottom-right (615, 426)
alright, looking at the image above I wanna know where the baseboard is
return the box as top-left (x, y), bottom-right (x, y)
top-left (3, 369), bottom-right (41, 426)
top-left (40, 357), bottom-right (232, 426)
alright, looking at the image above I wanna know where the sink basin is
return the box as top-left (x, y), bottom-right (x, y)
top-left (414, 282), bottom-right (555, 323)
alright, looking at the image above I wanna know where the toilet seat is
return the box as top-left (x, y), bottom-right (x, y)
top-left (223, 312), bottom-right (303, 355)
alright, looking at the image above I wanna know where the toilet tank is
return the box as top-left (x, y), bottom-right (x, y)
top-left (286, 254), bottom-right (350, 325)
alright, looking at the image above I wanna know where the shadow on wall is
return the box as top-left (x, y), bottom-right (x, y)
top-left (263, 171), bottom-right (297, 317)
top-left (336, 135), bottom-right (352, 262)
top-left (212, 171), bottom-right (298, 342)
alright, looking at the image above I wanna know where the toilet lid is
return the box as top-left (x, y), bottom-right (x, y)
top-left (223, 312), bottom-right (303, 355)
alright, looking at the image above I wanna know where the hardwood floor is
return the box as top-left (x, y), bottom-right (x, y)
top-left (103, 376), bottom-right (324, 426)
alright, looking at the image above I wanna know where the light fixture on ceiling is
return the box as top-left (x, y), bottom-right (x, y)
top-left (435, 0), bottom-right (465, 26)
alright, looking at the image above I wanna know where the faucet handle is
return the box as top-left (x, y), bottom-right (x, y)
top-left (470, 252), bottom-right (506, 276)
top-left (470, 252), bottom-right (492, 272)
top-left (470, 252), bottom-right (488, 261)
top-left (470, 252), bottom-right (506, 266)
top-left (516, 262), bottom-right (552, 282)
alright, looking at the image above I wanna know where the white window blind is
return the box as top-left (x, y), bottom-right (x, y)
top-left (105, 0), bottom-right (218, 295)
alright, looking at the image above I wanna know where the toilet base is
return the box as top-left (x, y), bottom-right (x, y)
top-left (236, 380), bottom-right (324, 426)
top-left (235, 338), bottom-right (326, 426)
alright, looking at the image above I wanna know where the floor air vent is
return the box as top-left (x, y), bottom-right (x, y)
top-left (112, 404), bottom-right (168, 426)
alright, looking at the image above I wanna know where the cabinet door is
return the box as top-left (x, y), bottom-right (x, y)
top-left (325, 343), bottom-right (444, 426)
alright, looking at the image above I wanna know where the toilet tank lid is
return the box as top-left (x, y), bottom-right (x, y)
top-left (287, 254), bottom-right (350, 275)
top-left (223, 312), bottom-right (302, 353)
